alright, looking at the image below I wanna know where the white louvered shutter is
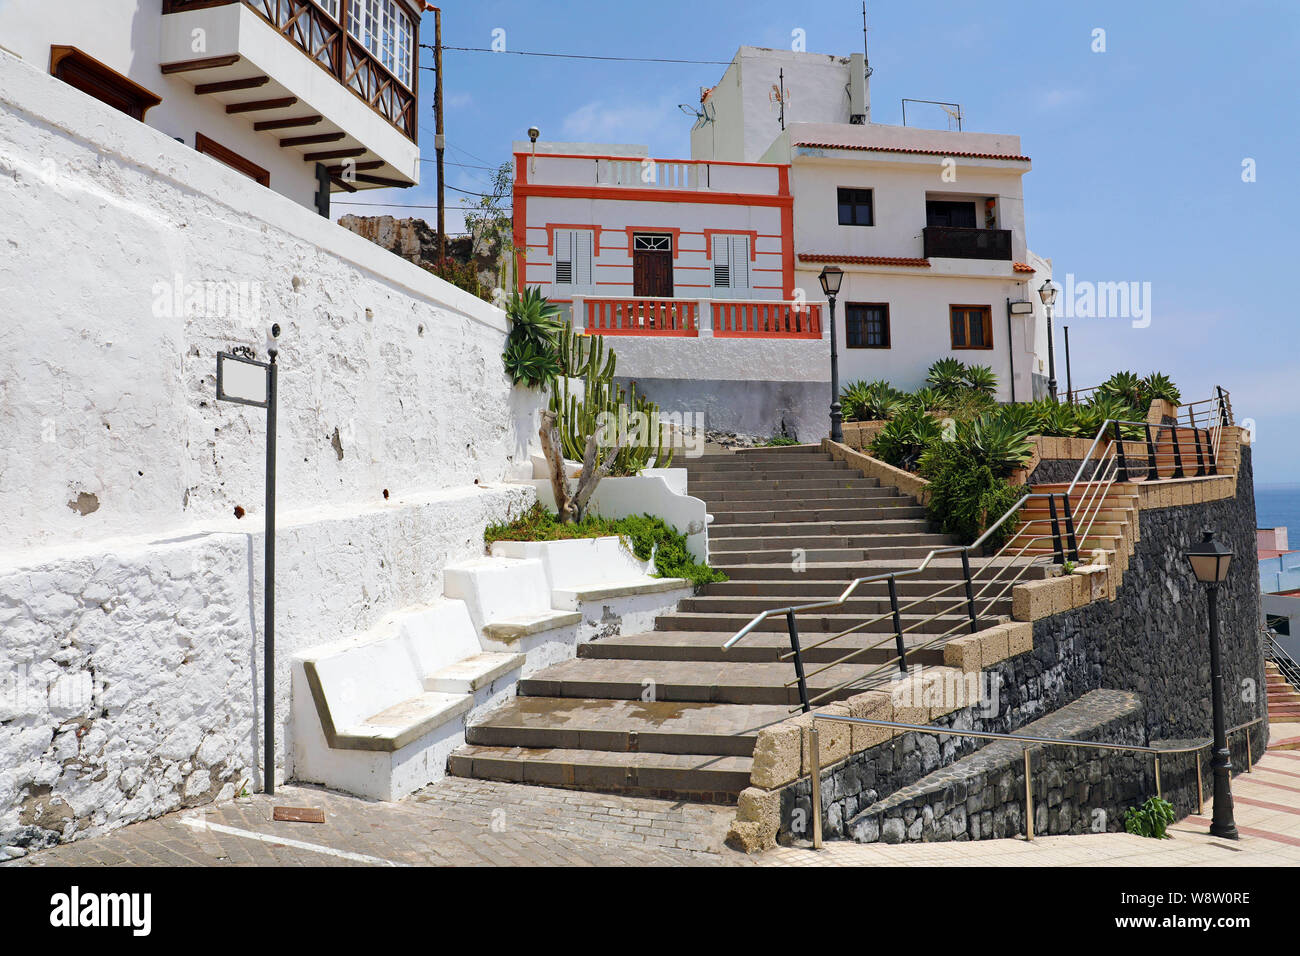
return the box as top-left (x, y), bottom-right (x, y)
top-left (712, 234), bottom-right (730, 289)
top-left (729, 235), bottom-right (751, 293)
top-left (573, 229), bottom-right (593, 287)
top-left (554, 229), bottom-right (573, 286)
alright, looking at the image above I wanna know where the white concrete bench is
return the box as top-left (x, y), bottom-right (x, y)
top-left (444, 556), bottom-right (582, 642)
top-left (292, 600), bottom-right (523, 800)
top-left (489, 536), bottom-right (689, 609)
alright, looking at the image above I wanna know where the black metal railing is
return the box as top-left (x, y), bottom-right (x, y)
top-left (723, 388), bottom-right (1235, 713)
top-left (922, 226), bottom-right (1013, 261)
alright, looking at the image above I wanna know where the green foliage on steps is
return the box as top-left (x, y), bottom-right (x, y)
top-left (1124, 796), bottom-right (1176, 839)
top-left (484, 502), bottom-right (727, 588)
top-left (917, 432), bottom-right (1026, 547)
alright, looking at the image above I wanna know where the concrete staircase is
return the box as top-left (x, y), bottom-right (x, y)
top-left (1266, 662), bottom-right (1300, 723)
top-left (449, 445), bottom-right (1012, 802)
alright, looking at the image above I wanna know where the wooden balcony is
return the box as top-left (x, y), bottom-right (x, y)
top-left (162, 0), bottom-right (418, 144)
top-left (922, 226), bottom-right (1013, 261)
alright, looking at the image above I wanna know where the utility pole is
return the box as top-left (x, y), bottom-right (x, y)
top-left (432, 5), bottom-right (446, 263)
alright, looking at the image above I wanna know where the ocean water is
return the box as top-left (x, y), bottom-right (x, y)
top-left (1256, 484), bottom-right (1300, 536)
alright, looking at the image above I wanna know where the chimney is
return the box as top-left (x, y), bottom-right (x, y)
top-left (849, 52), bottom-right (869, 124)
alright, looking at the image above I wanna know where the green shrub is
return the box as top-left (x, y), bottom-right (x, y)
top-left (963, 364), bottom-right (998, 395)
top-left (1124, 796), bottom-right (1176, 839)
top-left (764, 435), bottom-right (801, 447)
top-left (1142, 372), bottom-right (1181, 404)
top-left (903, 387), bottom-right (944, 413)
top-left (919, 441), bottom-right (1024, 547)
top-left (926, 357), bottom-right (968, 396)
top-left (484, 503), bottom-right (727, 588)
top-left (841, 379), bottom-right (904, 422)
top-left (870, 407), bottom-right (944, 470)
top-left (502, 288), bottom-right (563, 387)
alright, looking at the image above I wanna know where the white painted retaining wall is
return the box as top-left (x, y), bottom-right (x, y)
top-left (0, 52), bottom-right (539, 852)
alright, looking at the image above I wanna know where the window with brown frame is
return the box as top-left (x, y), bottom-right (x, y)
top-left (950, 305), bottom-right (993, 350)
top-left (846, 303), bottom-right (890, 348)
top-left (49, 46), bottom-right (162, 122)
top-left (195, 133), bottom-right (271, 188)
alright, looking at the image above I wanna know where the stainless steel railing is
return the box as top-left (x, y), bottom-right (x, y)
top-left (801, 712), bottom-right (1262, 847)
top-left (722, 389), bottom-right (1235, 714)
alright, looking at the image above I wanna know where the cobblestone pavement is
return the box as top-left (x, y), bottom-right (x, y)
top-left (11, 730), bottom-right (1300, 868)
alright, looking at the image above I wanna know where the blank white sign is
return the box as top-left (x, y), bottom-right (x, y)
top-left (218, 354), bottom-right (268, 406)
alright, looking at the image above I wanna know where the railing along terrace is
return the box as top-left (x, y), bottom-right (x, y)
top-left (722, 388), bottom-right (1235, 715)
top-left (582, 297), bottom-right (699, 336)
top-left (1264, 629), bottom-right (1300, 693)
top-left (595, 158), bottom-right (706, 189)
top-left (801, 713), bottom-right (1262, 847)
top-left (712, 301), bottom-right (822, 338)
top-left (162, 0), bottom-right (418, 141)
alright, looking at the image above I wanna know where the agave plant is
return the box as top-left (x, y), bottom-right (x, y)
top-left (926, 357), bottom-right (969, 396)
top-left (1098, 370), bottom-right (1145, 409)
top-left (843, 379), bottom-right (904, 421)
top-left (869, 407), bottom-right (944, 471)
top-left (1031, 399), bottom-right (1079, 438)
top-left (502, 287), bottom-right (564, 387)
top-left (956, 413), bottom-right (1036, 477)
top-left (963, 364), bottom-right (998, 395)
top-left (905, 387), bottom-right (944, 412)
top-left (1142, 371), bottom-right (1181, 404)
top-left (992, 402), bottom-right (1040, 436)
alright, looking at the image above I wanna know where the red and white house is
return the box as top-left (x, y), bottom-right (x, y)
top-left (512, 46), bottom-right (1056, 442)
top-left (513, 142), bottom-right (833, 440)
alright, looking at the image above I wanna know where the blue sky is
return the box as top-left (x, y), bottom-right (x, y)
top-left (347, 0), bottom-right (1300, 484)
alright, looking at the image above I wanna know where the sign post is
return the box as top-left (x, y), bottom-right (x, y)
top-left (215, 325), bottom-right (280, 795)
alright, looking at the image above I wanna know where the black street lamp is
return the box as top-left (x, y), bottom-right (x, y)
top-left (1185, 529), bottom-right (1238, 840)
top-left (1038, 279), bottom-right (1059, 402)
top-left (819, 265), bottom-right (845, 443)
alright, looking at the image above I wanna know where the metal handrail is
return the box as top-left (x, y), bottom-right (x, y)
top-left (721, 389), bottom-right (1236, 714)
top-left (802, 712), bottom-right (1263, 847)
top-left (1264, 629), bottom-right (1300, 692)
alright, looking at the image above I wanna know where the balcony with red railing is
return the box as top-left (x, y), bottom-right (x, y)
top-left (572, 296), bottom-right (826, 340)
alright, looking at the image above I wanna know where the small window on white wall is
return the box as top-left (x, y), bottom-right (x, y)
top-left (711, 234), bottom-right (751, 294)
top-left (554, 229), bottom-right (594, 289)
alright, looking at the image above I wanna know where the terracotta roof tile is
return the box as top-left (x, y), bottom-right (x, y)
top-left (1013, 262), bottom-right (1035, 273)
top-left (793, 141), bottom-right (1031, 162)
top-left (799, 253), bottom-right (931, 268)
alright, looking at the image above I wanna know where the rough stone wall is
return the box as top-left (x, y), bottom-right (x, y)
top-left (774, 447), bottom-right (1264, 843)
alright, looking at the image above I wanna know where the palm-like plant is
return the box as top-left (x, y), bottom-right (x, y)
top-left (502, 287), bottom-right (564, 387)
top-left (926, 357), bottom-right (968, 396)
top-left (1099, 370), bottom-right (1145, 409)
top-left (841, 379), bottom-right (903, 421)
top-left (1141, 371), bottom-right (1181, 404)
top-left (870, 407), bottom-right (944, 471)
top-left (963, 364), bottom-right (998, 395)
top-left (957, 413), bottom-right (1036, 477)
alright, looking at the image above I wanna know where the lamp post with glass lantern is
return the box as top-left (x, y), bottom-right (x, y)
top-left (1185, 529), bottom-right (1238, 840)
top-left (818, 265), bottom-right (845, 442)
top-left (1038, 279), bottom-right (1059, 402)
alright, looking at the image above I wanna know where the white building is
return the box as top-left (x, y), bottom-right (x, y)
top-left (0, 0), bottom-right (423, 212)
top-left (516, 46), bottom-right (1056, 439)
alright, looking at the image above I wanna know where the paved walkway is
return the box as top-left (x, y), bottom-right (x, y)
top-left (11, 726), bottom-right (1300, 868)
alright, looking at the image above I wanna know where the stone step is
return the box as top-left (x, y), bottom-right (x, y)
top-left (683, 461), bottom-right (855, 477)
top-left (697, 486), bottom-right (901, 503)
top-left (713, 558), bottom-right (1051, 582)
top-left (463, 696), bottom-right (786, 756)
top-left (517, 656), bottom-right (896, 707)
top-left (653, 609), bottom-right (1003, 635)
top-left (690, 477), bottom-right (882, 493)
top-left (711, 532), bottom-right (953, 552)
top-left (577, 629), bottom-right (949, 666)
top-left (710, 517), bottom-right (932, 539)
top-left (447, 745), bottom-right (754, 799)
top-left (675, 593), bottom-right (1010, 618)
top-left (699, 578), bottom-right (980, 598)
top-left (709, 502), bottom-right (919, 525)
top-left (710, 544), bottom-right (962, 564)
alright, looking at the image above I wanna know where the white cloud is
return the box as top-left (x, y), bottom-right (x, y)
top-left (559, 97), bottom-right (682, 146)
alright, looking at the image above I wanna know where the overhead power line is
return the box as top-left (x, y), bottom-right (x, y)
top-left (419, 44), bottom-right (729, 66)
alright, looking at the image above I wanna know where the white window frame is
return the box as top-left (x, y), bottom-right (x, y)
top-left (553, 228), bottom-right (595, 293)
top-left (312, 0), bottom-right (341, 20)
top-left (347, 0), bottom-right (414, 88)
top-left (711, 234), bottom-right (752, 297)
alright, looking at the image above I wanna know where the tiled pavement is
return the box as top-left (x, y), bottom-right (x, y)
top-left (11, 724), bottom-right (1300, 868)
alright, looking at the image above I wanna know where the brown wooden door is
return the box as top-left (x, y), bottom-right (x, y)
top-left (633, 234), bottom-right (674, 297)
